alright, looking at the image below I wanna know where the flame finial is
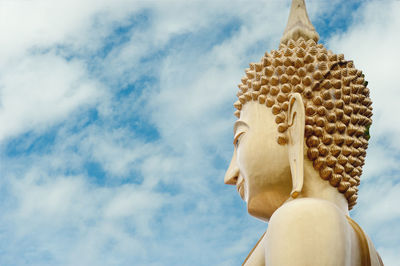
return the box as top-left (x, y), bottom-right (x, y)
top-left (281, 0), bottom-right (319, 44)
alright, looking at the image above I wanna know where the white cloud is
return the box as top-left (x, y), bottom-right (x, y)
top-left (0, 53), bottom-right (103, 141)
top-left (0, 0), bottom-right (147, 142)
top-left (0, 0), bottom-right (399, 265)
top-left (0, 0), bottom-right (145, 58)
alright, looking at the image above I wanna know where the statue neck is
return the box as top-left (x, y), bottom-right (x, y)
top-left (292, 159), bottom-right (350, 216)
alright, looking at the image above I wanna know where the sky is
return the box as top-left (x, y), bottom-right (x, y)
top-left (0, 0), bottom-right (399, 265)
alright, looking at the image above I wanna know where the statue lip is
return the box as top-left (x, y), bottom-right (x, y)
top-left (237, 178), bottom-right (245, 200)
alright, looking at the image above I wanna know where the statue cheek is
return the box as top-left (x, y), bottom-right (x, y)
top-left (236, 141), bottom-right (258, 178)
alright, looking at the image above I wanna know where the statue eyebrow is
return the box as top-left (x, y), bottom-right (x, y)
top-left (234, 120), bottom-right (249, 134)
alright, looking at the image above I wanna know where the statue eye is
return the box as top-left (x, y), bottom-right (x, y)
top-left (234, 132), bottom-right (245, 147)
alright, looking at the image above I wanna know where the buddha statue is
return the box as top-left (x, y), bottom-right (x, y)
top-left (224, 0), bottom-right (384, 265)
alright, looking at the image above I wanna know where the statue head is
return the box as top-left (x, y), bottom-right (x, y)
top-left (224, 0), bottom-right (372, 221)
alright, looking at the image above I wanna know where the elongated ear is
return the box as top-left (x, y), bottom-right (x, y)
top-left (287, 93), bottom-right (305, 198)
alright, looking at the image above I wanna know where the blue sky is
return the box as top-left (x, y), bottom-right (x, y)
top-left (0, 0), bottom-right (399, 265)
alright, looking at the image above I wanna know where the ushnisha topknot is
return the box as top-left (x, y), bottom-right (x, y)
top-left (281, 0), bottom-right (319, 45)
top-left (233, 1), bottom-right (372, 210)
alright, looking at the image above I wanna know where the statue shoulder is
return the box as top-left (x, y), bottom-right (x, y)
top-left (265, 198), bottom-right (352, 266)
top-left (270, 197), bottom-right (347, 223)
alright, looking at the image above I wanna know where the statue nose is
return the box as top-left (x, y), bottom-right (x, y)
top-left (224, 150), bottom-right (239, 185)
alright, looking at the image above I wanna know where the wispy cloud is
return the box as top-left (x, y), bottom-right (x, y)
top-left (0, 0), bottom-right (399, 265)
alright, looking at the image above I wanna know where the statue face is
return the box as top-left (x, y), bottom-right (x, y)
top-left (225, 101), bottom-right (292, 221)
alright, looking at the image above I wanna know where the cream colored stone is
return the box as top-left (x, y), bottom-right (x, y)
top-left (225, 0), bottom-right (383, 265)
top-left (280, 0), bottom-right (319, 45)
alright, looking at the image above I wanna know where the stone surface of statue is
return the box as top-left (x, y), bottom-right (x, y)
top-left (224, 1), bottom-right (383, 265)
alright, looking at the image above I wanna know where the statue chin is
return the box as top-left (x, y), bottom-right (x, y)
top-left (247, 194), bottom-right (283, 221)
top-left (246, 176), bottom-right (292, 221)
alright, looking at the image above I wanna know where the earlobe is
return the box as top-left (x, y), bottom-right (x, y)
top-left (287, 93), bottom-right (305, 198)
